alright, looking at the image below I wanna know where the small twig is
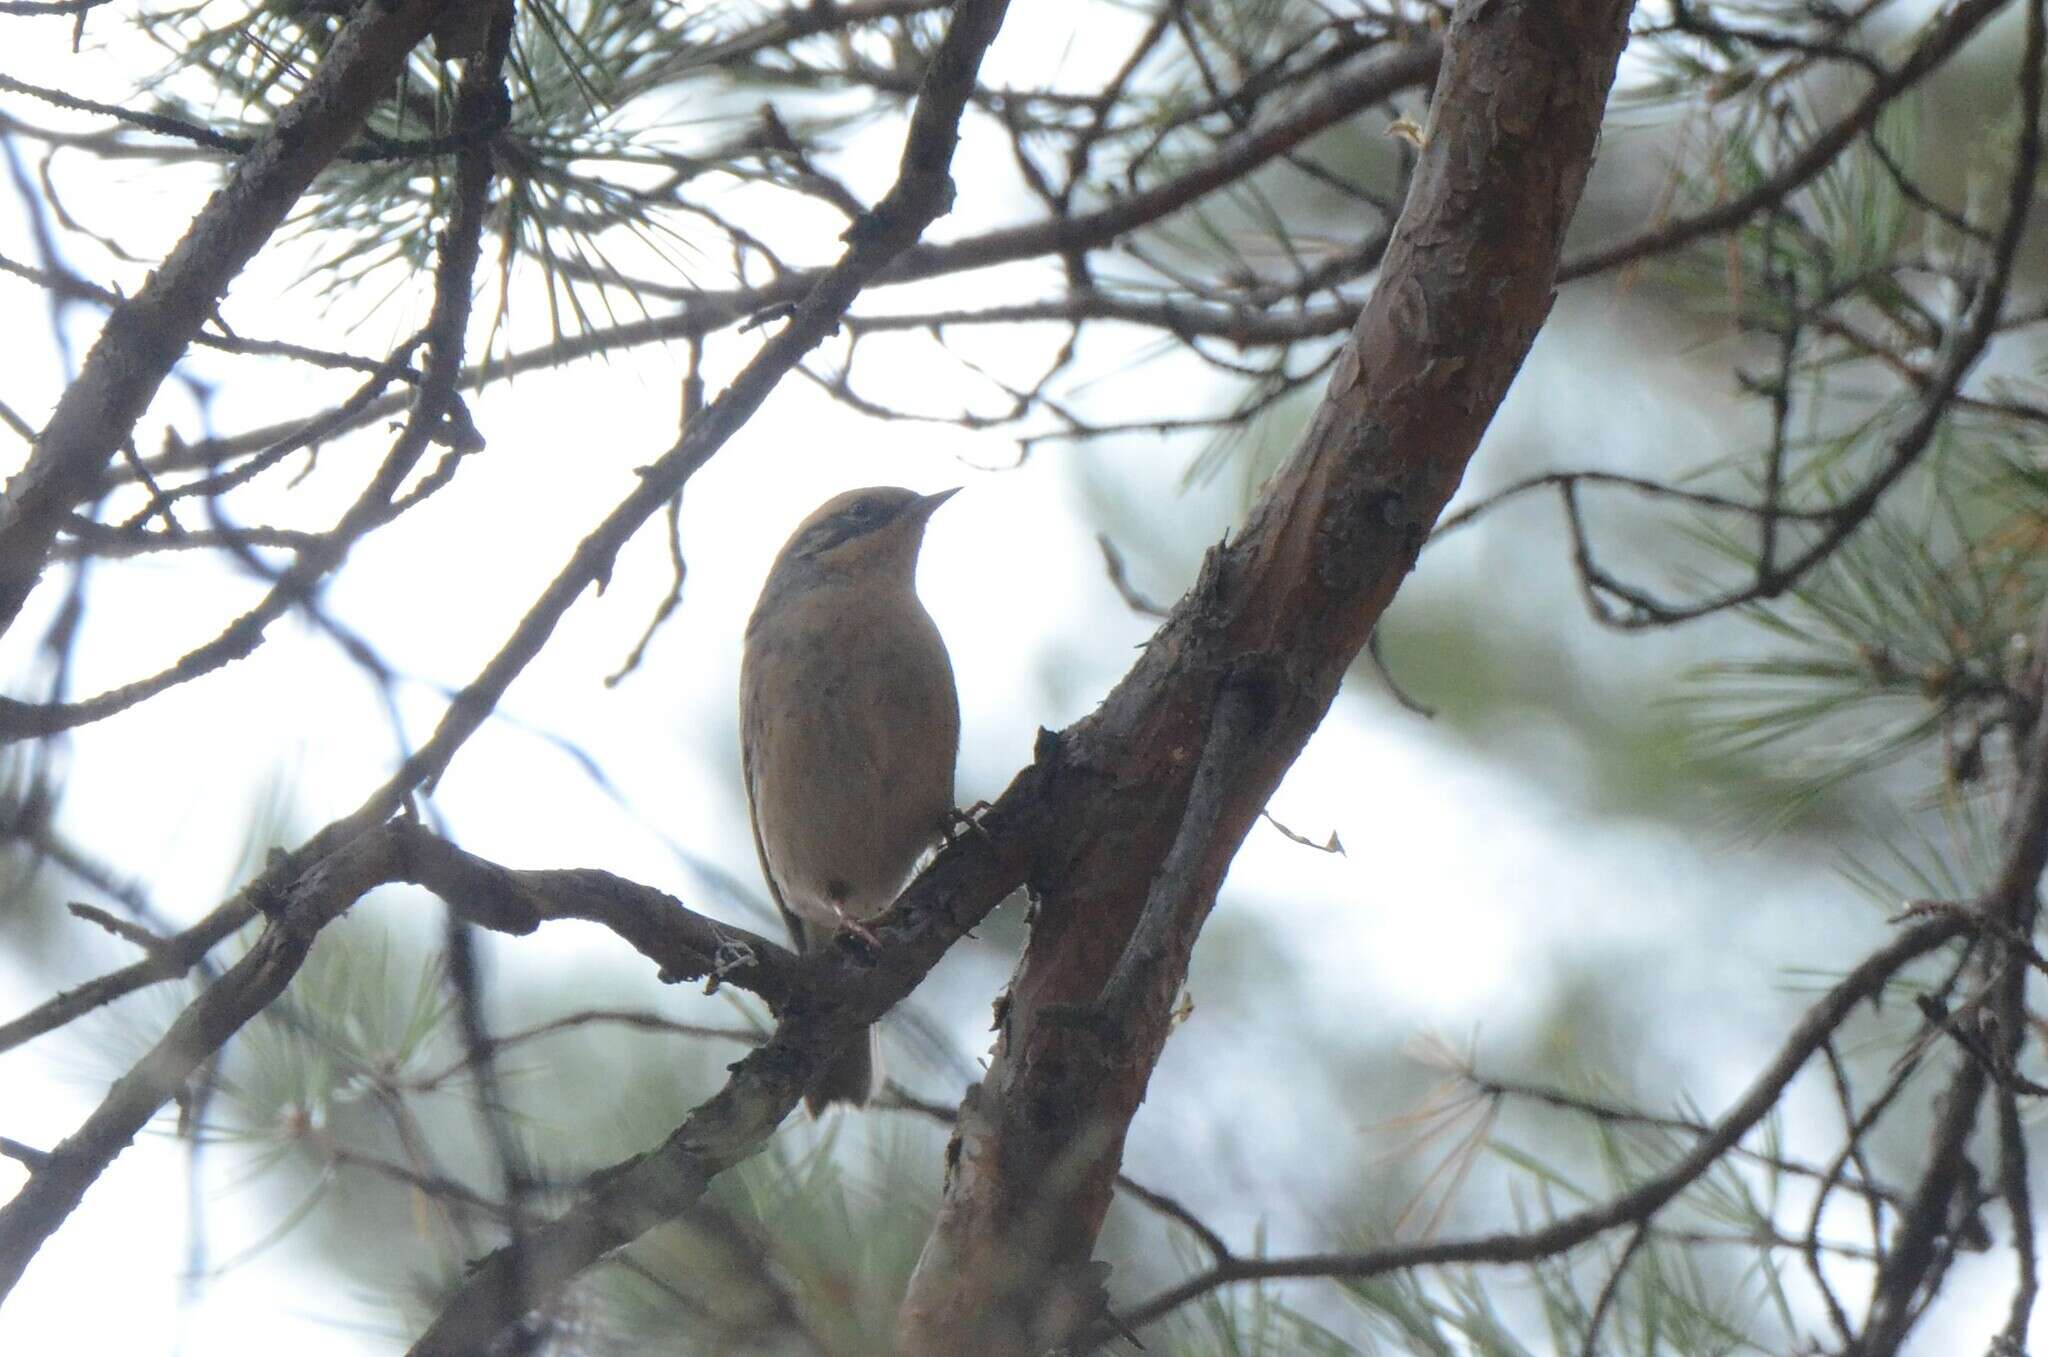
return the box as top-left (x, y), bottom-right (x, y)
top-left (401, 8), bottom-right (1020, 1344)
top-left (65, 901), bottom-right (172, 955)
top-left (874, 1080), bottom-right (1235, 1262)
top-left (1893, 898), bottom-right (2048, 980)
top-left (1258, 809), bottom-right (1343, 855)
top-left (1110, 1174), bottom-right (1234, 1266)
top-left (606, 338), bottom-right (705, 688)
top-left (0, 396), bottom-right (34, 442)
top-left (1560, 0), bottom-right (2009, 284)
top-left (0, 70), bottom-right (508, 165)
top-left (0, 0), bottom-right (112, 14)
top-left (1805, 1043), bottom-right (1872, 1345)
top-left (406, 1009), bottom-right (764, 1091)
top-left (114, 443), bottom-right (181, 537)
top-left (1365, 628), bottom-right (1434, 718)
top-left (0, 1136), bottom-right (51, 1171)
top-left (1090, 916), bottom-right (1968, 1345)
top-left (1095, 533), bottom-right (1170, 618)
top-left (1577, 1225), bottom-right (1649, 1357)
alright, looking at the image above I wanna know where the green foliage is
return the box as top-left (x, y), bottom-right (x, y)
top-left (1643, 82), bottom-right (2048, 834)
top-left (1684, 489), bottom-right (2037, 827)
top-left (221, 917), bottom-right (452, 1137)
top-left (10, 1), bottom-right (2044, 1350)
top-left (121, 0), bottom-right (896, 334)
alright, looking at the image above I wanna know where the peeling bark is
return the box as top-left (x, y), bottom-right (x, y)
top-left (897, 2), bottom-right (1637, 1349)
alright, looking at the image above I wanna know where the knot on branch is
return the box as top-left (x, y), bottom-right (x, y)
top-left (842, 169), bottom-right (956, 246)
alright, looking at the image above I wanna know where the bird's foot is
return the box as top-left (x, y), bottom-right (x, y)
top-left (826, 899), bottom-right (882, 950)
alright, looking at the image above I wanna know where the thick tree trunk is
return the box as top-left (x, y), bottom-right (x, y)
top-left (897, 1), bottom-right (1637, 1349)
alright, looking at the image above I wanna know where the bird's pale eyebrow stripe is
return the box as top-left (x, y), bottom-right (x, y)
top-left (797, 522), bottom-right (859, 557)
top-left (797, 503), bottom-right (894, 557)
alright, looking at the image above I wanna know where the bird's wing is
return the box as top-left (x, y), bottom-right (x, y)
top-left (742, 707), bottom-right (811, 953)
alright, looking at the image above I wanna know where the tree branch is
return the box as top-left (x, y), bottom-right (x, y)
top-left (0, 815), bottom-right (812, 1303)
top-left (0, 0), bottom-right (457, 637)
top-left (134, 38), bottom-right (1440, 481)
top-left (0, 0), bottom-right (1032, 1263)
top-left (897, 2), bottom-right (1636, 1350)
top-left (0, 823), bottom-right (403, 1297)
top-left (389, 4), bottom-right (1025, 1345)
top-left (1100, 917), bottom-right (1968, 1340)
top-left (1563, 0), bottom-right (2043, 630)
top-left (1559, 0), bottom-right (2013, 283)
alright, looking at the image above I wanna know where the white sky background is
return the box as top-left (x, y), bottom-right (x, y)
top-left (0, 5), bottom-right (2033, 1353)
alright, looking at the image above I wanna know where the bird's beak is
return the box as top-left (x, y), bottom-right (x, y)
top-left (911, 487), bottom-right (960, 519)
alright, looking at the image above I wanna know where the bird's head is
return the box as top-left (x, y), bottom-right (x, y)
top-left (768, 485), bottom-right (958, 589)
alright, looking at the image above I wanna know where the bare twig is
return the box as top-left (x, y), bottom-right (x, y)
top-left (400, 7), bottom-right (1022, 1344)
top-left (1096, 533), bottom-right (1171, 618)
top-left (404, 1009), bottom-right (764, 1092)
top-left (1560, 0), bottom-right (2013, 283)
top-left (145, 41), bottom-right (1440, 478)
top-left (1098, 918), bottom-right (1968, 1342)
top-left (0, 0), bottom-right (461, 636)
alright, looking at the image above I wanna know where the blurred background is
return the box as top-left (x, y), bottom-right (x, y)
top-left (0, 1), bottom-right (2043, 1352)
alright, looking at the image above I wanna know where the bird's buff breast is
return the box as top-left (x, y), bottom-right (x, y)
top-left (743, 599), bottom-right (958, 926)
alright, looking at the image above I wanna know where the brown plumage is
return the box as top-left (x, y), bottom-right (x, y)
top-left (739, 486), bottom-right (961, 1112)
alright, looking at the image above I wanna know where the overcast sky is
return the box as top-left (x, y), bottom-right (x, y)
top-left (0, 7), bottom-right (2020, 1352)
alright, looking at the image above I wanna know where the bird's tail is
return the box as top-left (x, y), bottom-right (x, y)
top-left (804, 1027), bottom-right (880, 1114)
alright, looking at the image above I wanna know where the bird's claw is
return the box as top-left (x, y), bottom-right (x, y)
top-left (827, 900), bottom-right (882, 951)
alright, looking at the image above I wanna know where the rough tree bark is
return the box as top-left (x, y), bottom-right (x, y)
top-left (897, 1), bottom-right (1637, 1349)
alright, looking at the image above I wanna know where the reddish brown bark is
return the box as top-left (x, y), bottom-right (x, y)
top-left (898, 2), bottom-right (1637, 1349)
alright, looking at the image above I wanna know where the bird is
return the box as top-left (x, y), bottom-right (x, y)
top-left (739, 486), bottom-right (961, 1112)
